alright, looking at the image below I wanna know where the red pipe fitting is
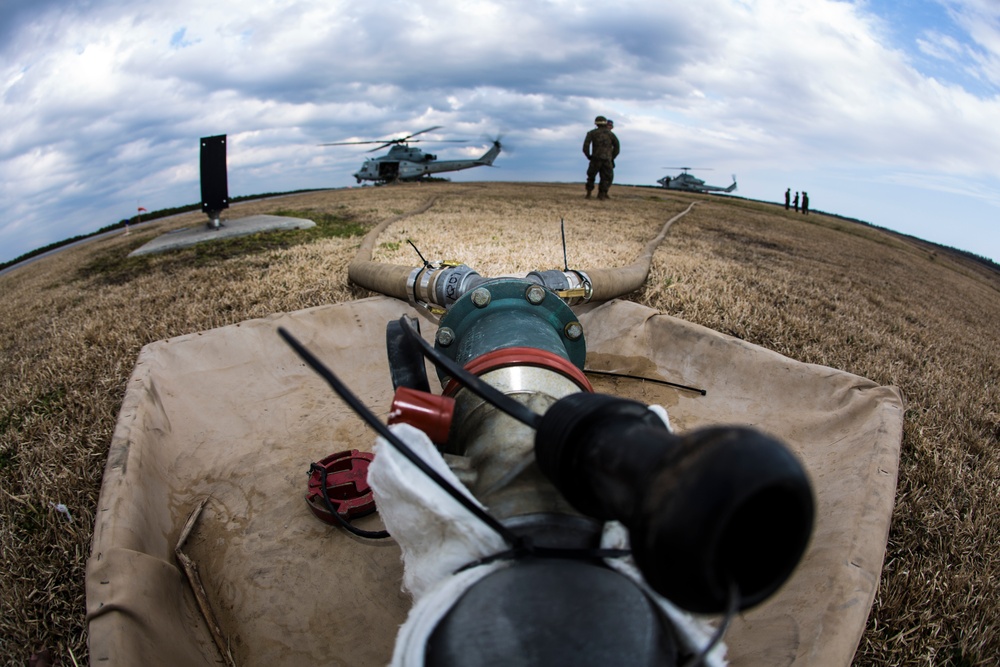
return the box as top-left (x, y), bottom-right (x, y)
top-left (388, 386), bottom-right (456, 445)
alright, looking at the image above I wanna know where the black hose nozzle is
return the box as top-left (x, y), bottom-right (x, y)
top-left (534, 393), bottom-right (815, 614)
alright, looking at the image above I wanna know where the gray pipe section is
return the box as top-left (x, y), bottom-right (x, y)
top-left (348, 198), bottom-right (696, 306)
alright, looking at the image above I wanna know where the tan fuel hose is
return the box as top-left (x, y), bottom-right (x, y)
top-left (348, 197), bottom-right (697, 303)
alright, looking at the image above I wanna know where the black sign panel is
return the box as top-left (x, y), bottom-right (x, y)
top-left (200, 135), bottom-right (229, 213)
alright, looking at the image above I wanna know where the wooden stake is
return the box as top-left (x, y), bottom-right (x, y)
top-left (175, 499), bottom-right (236, 667)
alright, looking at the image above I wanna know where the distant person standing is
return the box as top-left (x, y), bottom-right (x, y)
top-left (793, 191), bottom-right (800, 213)
top-left (583, 115), bottom-right (620, 200)
top-left (802, 192), bottom-right (810, 215)
top-left (785, 188), bottom-right (791, 210)
top-left (606, 120), bottom-right (616, 169)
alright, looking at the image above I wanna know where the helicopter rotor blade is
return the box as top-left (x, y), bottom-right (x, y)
top-left (319, 128), bottom-right (444, 148)
top-left (362, 139), bottom-right (468, 152)
top-left (321, 126), bottom-right (469, 153)
top-left (319, 140), bottom-right (395, 146)
top-left (403, 126), bottom-right (444, 141)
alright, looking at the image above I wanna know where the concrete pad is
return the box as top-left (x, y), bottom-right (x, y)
top-left (128, 214), bottom-right (316, 257)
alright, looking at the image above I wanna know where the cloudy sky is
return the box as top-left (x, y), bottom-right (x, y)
top-left (2, 0), bottom-right (999, 265)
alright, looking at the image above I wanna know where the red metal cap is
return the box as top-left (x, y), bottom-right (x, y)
top-left (388, 386), bottom-right (456, 445)
top-left (305, 449), bottom-right (376, 524)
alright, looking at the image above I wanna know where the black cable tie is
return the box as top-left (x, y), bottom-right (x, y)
top-left (679, 580), bottom-right (740, 667)
top-left (407, 239), bottom-right (430, 268)
top-left (584, 368), bottom-right (707, 396)
top-left (311, 461), bottom-right (390, 540)
top-left (561, 217), bottom-right (569, 272)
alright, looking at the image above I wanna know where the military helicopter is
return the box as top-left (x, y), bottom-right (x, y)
top-left (657, 167), bottom-right (737, 193)
top-left (322, 126), bottom-right (502, 184)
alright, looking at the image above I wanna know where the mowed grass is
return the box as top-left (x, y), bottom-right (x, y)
top-left (1, 182), bottom-right (998, 665)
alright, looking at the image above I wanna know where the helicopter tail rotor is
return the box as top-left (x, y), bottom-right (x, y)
top-left (473, 136), bottom-right (503, 166)
top-left (481, 133), bottom-right (508, 157)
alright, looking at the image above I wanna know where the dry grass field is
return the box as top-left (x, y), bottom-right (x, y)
top-left (1, 182), bottom-right (998, 665)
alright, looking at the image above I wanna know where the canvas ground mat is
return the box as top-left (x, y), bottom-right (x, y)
top-left (86, 296), bottom-right (904, 666)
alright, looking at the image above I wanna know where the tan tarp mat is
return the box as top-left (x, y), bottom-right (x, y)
top-left (87, 297), bottom-right (903, 666)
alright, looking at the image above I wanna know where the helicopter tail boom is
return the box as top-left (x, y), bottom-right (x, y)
top-left (474, 140), bottom-right (503, 166)
top-left (415, 140), bottom-right (502, 177)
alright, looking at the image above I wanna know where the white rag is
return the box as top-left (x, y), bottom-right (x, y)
top-left (368, 418), bottom-right (727, 667)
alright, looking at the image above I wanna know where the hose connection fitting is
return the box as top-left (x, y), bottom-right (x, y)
top-left (525, 270), bottom-right (593, 306)
top-left (407, 263), bottom-right (487, 318)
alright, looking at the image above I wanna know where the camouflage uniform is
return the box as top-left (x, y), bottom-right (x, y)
top-left (583, 122), bottom-right (620, 199)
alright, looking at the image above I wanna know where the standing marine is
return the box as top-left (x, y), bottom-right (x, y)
top-left (583, 116), bottom-right (620, 200)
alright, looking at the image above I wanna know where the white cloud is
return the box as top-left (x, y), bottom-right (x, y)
top-left (2, 0), bottom-right (1000, 265)
top-left (940, 0), bottom-right (1000, 88)
top-left (918, 31), bottom-right (965, 62)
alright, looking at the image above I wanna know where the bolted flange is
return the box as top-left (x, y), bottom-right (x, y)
top-left (437, 327), bottom-right (456, 347)
top-left (433, 278), bottom-right (586, 385)
top-left (564, 321), bottom-right (584, 341)
top-left (525, 284), bottom-right (547, 305)
top-left (471, 287), bottom-right (492, 308)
